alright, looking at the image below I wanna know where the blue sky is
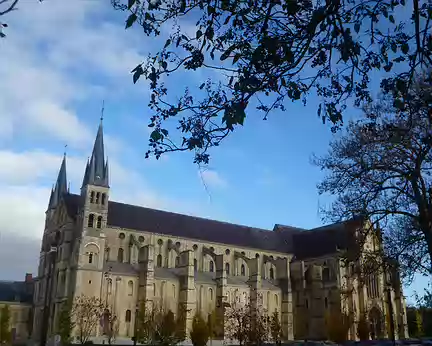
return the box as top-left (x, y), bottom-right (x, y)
top-left (0, 0), bottom-right (428, 303)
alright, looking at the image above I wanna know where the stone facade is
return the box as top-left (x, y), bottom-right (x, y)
top-left (30, 122), bottom-right (409, 343)
top-left (0, 274), bottom-right (34, 343)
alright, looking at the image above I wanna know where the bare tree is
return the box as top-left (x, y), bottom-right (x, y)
top-left (225, 301), bottom-right (269, 346)
top-left (71, 294), bottom-right (106, 344)
top-left (313, 71), bottom-right (432, 281)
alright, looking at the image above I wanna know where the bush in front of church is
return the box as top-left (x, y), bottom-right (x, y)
top-left (190, 313), bottom-right (210, 346)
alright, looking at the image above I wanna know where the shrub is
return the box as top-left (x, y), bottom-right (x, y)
top-left (190, 314), bottom-right (210, 346)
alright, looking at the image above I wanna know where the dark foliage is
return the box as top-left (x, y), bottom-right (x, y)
top-left (113, 0), bottom-right (432, 164)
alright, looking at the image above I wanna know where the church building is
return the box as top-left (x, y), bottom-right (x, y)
top-left (31, 121), bottom-right (409, 343)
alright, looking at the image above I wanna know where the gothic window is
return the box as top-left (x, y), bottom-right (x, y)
top-left (125, 309), bottom-right (131, 323)
top-left (87, 214), bottom-right (94, 228)
top-left (105, 247), bottom-right (110, 261)
top-left (172, 284), bottom-right (176, 298)
top-left (90, 191), bottom-right (95, 203)
top-left (194, 259), bottom-right (198, 271)
top-left (88, 253), bottom-right (93, 264)
top-left (325, 297), bottom-right (328, 308)
top-left (128, 280), bottom-right (133, 296)
top-left (209, 260), bottom-right (214, 272)
top-left (101, 193), bottom-right (106, 205)
top-left (241, 264), bottom-right (245, 276)
top-left (305, 299), bottom-right (309, 309)
top-left (225, 262), bottom-right (230, 276)
top-left (267, 292), bottom-right (270, 307)
top-left (96, 192), bottom-right (100, 204)
top-left (274, 294), bottom-right (279, 306)
top-left (175, 256), bottom-right (180, 268)
top-left (323, 267), bottom-right (330, 282)
top-left (157, 254), bottom-right (162, 267)
top-left (118, 248), bottom-right (124, 263)
top-left (97, 216), bottom-right (102, 229)
top-left (209, 288), bottom-right (213, 300)
top-left (270, 267), bottom-right (275, 280)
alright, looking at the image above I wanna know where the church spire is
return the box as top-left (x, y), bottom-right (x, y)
top-left (48, 153), bottom-right (68, 209)
top-left (82, 114), bottom-right (109, 188)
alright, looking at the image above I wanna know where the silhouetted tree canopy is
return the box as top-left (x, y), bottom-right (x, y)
top-left (113, 0), bottom-right (432, 163)
top-left (314, 72), bottom-right (432, 281)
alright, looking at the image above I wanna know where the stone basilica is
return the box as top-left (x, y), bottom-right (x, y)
top-left (30, 122), bottom-right (409, 343)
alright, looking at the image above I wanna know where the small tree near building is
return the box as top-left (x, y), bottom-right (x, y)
top-left (325, 309), bottom-right (351, 343)
top-left (357, 314), bottom-right (370, 341)
top-left (102, 309), bottom-right (119, 345)
top-left (415, 309), bottom-right (424, 338)
top-left (71, 295), bottom-right (106, 344)
top-left (154, 309), bottom-right (184, 346)
top-left (0, 305), bottom-right (11, 344)
top-left (190, 313), bottom-right (210, 346)
top-left (206, 310), bottom-right (218, 345)
top-left (57, 300), bottom-right (75, 345)
top-left (270, 311), bottom-right (282, 345)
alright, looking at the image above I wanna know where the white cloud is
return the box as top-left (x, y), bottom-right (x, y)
top-left (199, 169), bottom-right (228, 189)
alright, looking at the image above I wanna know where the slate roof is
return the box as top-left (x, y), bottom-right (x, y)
top-left (63, 193), bottom-right (362, 259)
top-left (0, 281), bottom-right (33, 304)
top-left (63, 193), bottom-right (292, 253)
top-left (275, 218), bottom-right (363, 260)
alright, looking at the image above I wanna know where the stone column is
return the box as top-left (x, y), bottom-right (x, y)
top-left (179, 249), bottom-right (196, 335)
top-left (215, 254), bottom-right (227, 338)
top-left (307, 265), bottom-right (325, 340)
top-left (138, 245), bottom-right (155, 313)
top-left (247, 257), bottom-right (262, 314)
top-left (275, 257), bottom-right (294, 340)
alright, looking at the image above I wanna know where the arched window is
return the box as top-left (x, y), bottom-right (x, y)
top-left (90, 191), bottom-right (95, 203)
top-left (209, 288), bottom-right (213, 300)
top-left (225, 263), bottom-right (230, 276)
top-left (105, 247), bottom-right (110, 261)
top-left (118, 248), bottom-right (124, 263)
top-left (101, 193), bottom-right (106, 205)
top-left (322, 267), bottom-right (330, 282)
top-left (175, 256), bottom-right (180, 267)
top-left (194, 259), bottom-right (198, 271)
top-left (209, 260), bottom-right (214, 272)
top-left (172, 284), bottom-right (176, 298)
top-left (87, 214), bottom-right (94, 228)
top-left (324, 297), bottom-right (328, 308)
top-left (157, 254), bottom-right (162, 267)
top-left (96, 192), bottom-right (100, 204)
top-left (97, 216), bottom-right (102, 229)
top-left (241, 264), bottom-right (246, 276)
top-left (305, 299), bottom-right (309, 309)
top-left (267, 292), bottom-right (271, 307)
top-left (270, 267), bottom-right (275, 280)
top-left (128, 280), bottom-right (133, 296)
top-left (274, 294), bottom-right (279, 306)
top-left (88, 253), bottom-right (93, 264)
top-left (125, 309), bottom-right (131, 323)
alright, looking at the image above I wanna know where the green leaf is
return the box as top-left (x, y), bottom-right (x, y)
top-left (220, 45), bottom-right (236, 61)
top-left (164, 39), bottom-right (171, 48)
top-left (161, 129), bottom-right (168, 136)
top-left (127, 0), bottom-right (136, 9)
top-left (389, 15), bottom-right (395, 24)
top-left (354, 23), bottom-right (360, 33)
top-left (150, 130), bottom-right (162, 142)
top-left (401, 42), bottom-right (409, 54)
top-left (132, 65), bottom-right (144, 84)
top-left (196, 30), bottom-right (203, 39)
top-left (125, 13), bottom-right (137, 29)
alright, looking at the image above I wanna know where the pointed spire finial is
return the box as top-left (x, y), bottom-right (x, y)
top-left (100, 100), bottom-right (105, 123)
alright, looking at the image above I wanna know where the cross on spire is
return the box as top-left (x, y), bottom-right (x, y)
top-left (100, 100), bottom-right (105, 122)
